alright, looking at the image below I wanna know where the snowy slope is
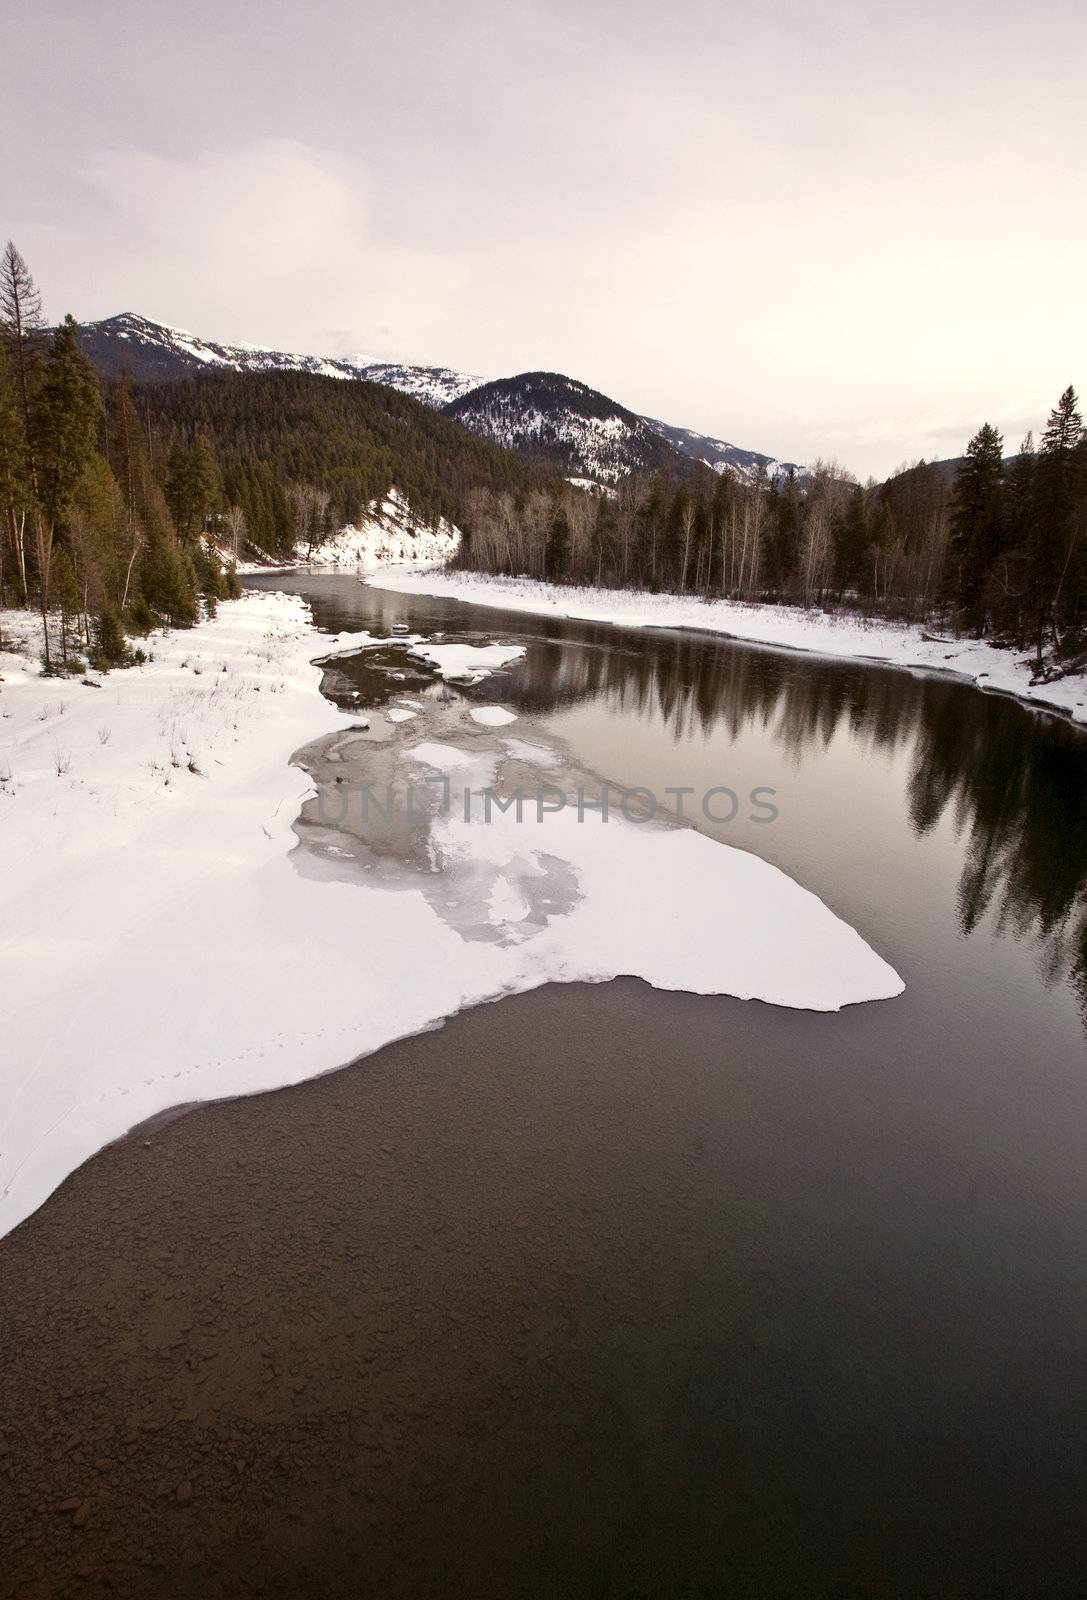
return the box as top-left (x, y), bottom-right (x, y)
top-left (297, 490), bottom-right (461, 568)
top-left (353, 361), bottom-right (481, 407)
top-left (443, 372), bottom-right (704, 487)
top-left (79, 314), bottom-right (482, 406)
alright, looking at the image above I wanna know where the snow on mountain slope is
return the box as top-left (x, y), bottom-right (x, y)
top-left (642, 416), bottom-right (805, 484)
top-left (443, 372), bottom-right (705, 487)
top-left (216, 489), bottom-right (461, 573)
top-left (79, 314), bottom-right (482, 407)
top-left (353, 361), bottom-right (481, 407)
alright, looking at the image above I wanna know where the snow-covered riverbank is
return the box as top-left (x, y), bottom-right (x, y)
top-left (366, 569), bottom-right (1087, 725)
top-left (0, 592), bottom-right (901, 1241)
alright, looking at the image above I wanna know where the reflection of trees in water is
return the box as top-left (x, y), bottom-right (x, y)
top-left (512, 623), bottom-right (928, 758)
top-left (908, 694), bottom-right (1087, 1023)
top-left (511, 624), bottom-right (1087, 1025)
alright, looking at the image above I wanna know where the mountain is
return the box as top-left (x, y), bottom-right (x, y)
top-left (78, 314), bottom-right (794, 488)
top-left (443, 371), bottom-right (706, 487)
top-left (642, 417), bottom-right (803, 483)
top-left (78, 313), bottom-right (481, 407)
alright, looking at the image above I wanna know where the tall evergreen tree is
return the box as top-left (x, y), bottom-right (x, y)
top-left (0, 354), bottom-right (29, 626)
top-left (544, 505), bottom-right (570, 581)
top-left (165, 437), bottom-right (220, 542)
top-left (32, 316), bottom-right (101, 665)
top-left (992, 433), bottom-right (1035, 639)
top-left (947, 423), bottom-right (1004, 630)
top-left (831, 486), bottom-right (869, 598)
top-left (1027, 387), bottom-right (1084, 669)
top-left (768, 470), bottom-right (802, 591)
top-left (0, 240), bottom-right (45, 468)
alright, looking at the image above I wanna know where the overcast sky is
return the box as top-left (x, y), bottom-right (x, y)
top-left (6, 0), bottom-right (1085, 475)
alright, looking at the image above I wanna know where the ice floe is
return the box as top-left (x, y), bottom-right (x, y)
top-left (469, 706), bottom-right (518, 726)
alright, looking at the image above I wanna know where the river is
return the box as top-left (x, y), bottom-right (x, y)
top-left (3, 571), bottom-right (1085, 1600)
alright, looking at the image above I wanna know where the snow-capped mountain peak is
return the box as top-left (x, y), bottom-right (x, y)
top-left (442, 371), bottom-right (701, 487)
top-left (78, 313), bottom-right (482, 407)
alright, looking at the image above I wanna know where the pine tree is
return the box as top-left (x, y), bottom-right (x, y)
top-left (831, 486), bottom-right (869, 598)
top-left (0, 354), bottom-right (29, 630)
top-left (947, 423), bottom-right (1004, 630)
top-left (141, 523), bottom-right (199, 627)
top-left (32, 316), bottom-right (101, 666)
top-left (1028, 387), bottom-right (1084, 669)
top-left (0, 241), bottom-right (45, 469)
top-left (165, 438), bottom-right (220, 542)
top-left (991, 434), bottom-right (1035, 639)
top-left (51, 546), bottom-right (82, 668)
top-left (92, 604), bottom-right (128, 670)
top-left (768, 470), bottom-right (801, 592)
top-left (544, 505), bottom-right (570, 581)
top-left (664, 486), bottom-right (691, 589)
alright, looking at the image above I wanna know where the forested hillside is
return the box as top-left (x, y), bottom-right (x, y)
top-left (128, 369), bottom-right (565, 551)
top-left (78, 311), bottom-right (483, 405)
top-left (72, 312), bottom-right (791, 485)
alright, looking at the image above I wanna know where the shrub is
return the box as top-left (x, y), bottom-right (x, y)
top-left (89, 607), bottom-right (130, 673)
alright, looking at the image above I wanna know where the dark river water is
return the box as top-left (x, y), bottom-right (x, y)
top-left (222, 573), bottom-right (1087, 1592)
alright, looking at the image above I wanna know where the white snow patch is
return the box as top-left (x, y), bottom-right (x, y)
top-left (385, 707), bottom-right (417, 723)
top-left (407, 640), bottom-right (525, 684)
top-left (409, 741), bottom-right (479, 771)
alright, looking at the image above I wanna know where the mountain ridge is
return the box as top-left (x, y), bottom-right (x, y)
top-left (79, 312), bottom-right (482, 407)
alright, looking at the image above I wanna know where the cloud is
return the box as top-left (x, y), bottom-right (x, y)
top-left (71, 139), bottom-right (469, 361)
top-left (5, 0), bottom-right (1085, 476)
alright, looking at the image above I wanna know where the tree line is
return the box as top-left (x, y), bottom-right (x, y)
top-left (3, 235), bottom-right (1083, 682)
top-left (124, 368), bottom-right (565, 558)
